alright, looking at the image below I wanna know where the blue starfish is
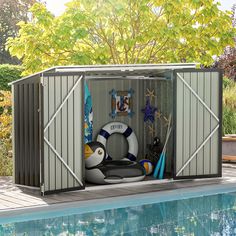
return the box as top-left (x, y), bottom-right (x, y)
top-left (141, 98), bottom-right (157, 123)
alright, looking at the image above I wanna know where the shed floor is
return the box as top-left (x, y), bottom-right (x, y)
top-left (0, 164), bottom-right (236, 214)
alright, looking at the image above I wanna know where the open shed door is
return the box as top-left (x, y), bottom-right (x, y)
top-left (174, 70), bottom-right (222, 179)
top-left (40, 73), bottom-right (85, 195)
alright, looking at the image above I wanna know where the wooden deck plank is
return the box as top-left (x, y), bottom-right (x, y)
top-left (0, 197), bottom-right (23, 208)
top-left (0, 194), bottom-right (36, 207)
top-left (0, 165), bottom-right (235, 213)
top-left (44, 193), bottom-right (85, 203)
top-left (0, 205), bottom-right (10, 210)
top-left (67, 190), bottom-right (111, 200)
top-left (86, 188), bottom-right (136, 197)
top-left (60, 191), bottom-right (104, 201)
top-left (3, 192), bottom-right (46, 205)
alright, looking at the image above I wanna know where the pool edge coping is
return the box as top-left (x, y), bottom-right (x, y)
top-left (0, 181), bottom-right (236, 224)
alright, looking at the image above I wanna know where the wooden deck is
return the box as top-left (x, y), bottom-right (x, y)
top-left (0, 164), bottom-right (236, 214)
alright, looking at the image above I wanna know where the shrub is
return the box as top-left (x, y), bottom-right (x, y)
top-left (223, 77), bottom-right (236, 135)
top-left (0, 90), bottom-right (12, 176)
top-left (0, 64), bottom-right (22, 175)
top-left (0, 64), bottom-right (22, 91)
top-left (223, 76), bottom-right (235, 89)
top-left (0, 140), bottom-right (13, 176)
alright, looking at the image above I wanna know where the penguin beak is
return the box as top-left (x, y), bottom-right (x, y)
top-left (85, 144), bottom-right (94, 159)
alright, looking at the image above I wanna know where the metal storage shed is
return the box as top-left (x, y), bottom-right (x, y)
top-left (10, 64), bottom-right (222, 195)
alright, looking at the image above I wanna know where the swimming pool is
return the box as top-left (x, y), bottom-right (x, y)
top-left (1, 185), bottom-right (236, 235)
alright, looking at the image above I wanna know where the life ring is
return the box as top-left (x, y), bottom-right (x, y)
top-left (97, 122), bottom-right (138, 161)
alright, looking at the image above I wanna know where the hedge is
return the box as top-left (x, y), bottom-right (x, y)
top-left (0, 64), bottom-right (22, 91)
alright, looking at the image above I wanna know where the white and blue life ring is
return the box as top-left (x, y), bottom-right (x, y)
top-left (97, 122), bottom-right (138, 161)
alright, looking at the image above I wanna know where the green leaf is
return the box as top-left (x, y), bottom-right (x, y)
top-left (6, 0), bottom-right (235, 74)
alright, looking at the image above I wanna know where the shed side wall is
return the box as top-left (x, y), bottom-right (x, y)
top-left (13, 79), bottom-right (40, 187)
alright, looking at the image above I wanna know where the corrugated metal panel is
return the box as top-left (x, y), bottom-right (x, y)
top-left (43, 76), bottom-right (49, 191)
top-left (55, 75), bottom-right (62, 190)
top-left (12, 79), bottom-right (40, 187)
top-left (175, 71), bottom-right (221, 178)
top-left (88, 79), bottom-right (144, 159)
top-left (211, 72), bottom-right (220, 174)
top-left (42, 74), bottom-right (84, 194)
top-left (189, 72), bottom-right (197, 176)
top-left (61, 75), bottom-right (68, 189)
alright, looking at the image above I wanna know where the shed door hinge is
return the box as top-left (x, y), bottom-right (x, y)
top-left (40, 77), bottom-right (45, 86)
top-left (41, 183), bottom-right (45, 196)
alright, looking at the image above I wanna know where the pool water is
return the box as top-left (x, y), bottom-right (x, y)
top-left (1, 191), bottom-right (236, 236)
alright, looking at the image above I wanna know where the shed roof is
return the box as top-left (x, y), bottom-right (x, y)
top-left (10, 63), bottom-right (197, 85)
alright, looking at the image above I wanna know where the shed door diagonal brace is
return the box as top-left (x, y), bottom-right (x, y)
top-left (176, 73), bottom-right (219, 176)
top-left (43, 74), bottom-right (83, 186)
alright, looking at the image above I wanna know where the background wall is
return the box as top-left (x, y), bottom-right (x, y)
top-left (87, 77), bottom-right (173, 174)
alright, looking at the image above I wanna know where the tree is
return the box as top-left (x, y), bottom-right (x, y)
top-left (218, 46), bottom-right (236, 80)
top-left (7, 0), bottom-right (236, 75)
top-left (217, 4), bottom-right (236, 80)
top-left (0, 64), bottom-right (22, 90)
top-left (0, 0), bottom-right (37, 64)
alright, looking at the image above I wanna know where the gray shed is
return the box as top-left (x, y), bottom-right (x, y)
top-left (10, 64), bottom-right (222, 195)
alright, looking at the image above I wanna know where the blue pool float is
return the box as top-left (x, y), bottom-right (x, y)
top-left (84, 83), bottom-right (93, 143)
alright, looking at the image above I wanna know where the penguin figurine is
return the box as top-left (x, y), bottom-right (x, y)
top-left (85, 141), bottom-right (106, 168)
top-left (85, 142), bottom-right (146, 184)
top-left (146, 137), bottom-right (163, 164)
top-left (152, 137), bottom-right (163, 153)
